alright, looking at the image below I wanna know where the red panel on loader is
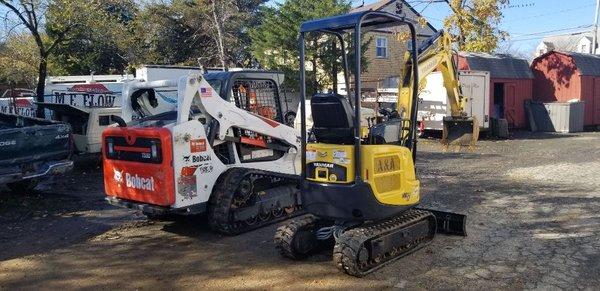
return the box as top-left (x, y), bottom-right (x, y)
top-left (102, 127), bottom-right (175, 206)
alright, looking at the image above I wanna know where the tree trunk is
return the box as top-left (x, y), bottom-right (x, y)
top-left (35, 55), bottom-right (47, 118)
top-left (311, 57), bottom-right (318, 92)
top-left (211, 1), bottom-right (227, 69)
top-left (332, 41), bottom-right (338, 92)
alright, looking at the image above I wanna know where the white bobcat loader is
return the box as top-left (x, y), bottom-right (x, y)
top-left (103, 71), bottom-right (302, 234)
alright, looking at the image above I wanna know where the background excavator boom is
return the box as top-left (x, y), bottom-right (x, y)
top-left (398, 30), bottom-right (479, 149)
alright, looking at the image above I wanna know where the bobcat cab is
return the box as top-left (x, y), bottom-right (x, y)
top-left (275, 11), bottom-right (466, 277)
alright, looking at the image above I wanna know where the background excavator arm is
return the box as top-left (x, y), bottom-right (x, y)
top-left (398, 30), bottom-right (478, 149)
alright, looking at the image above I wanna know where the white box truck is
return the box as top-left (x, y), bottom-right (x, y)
top-left (417, 70), bottom-right (490, 133)
top-left (39, 65), bottom-right (211, 154)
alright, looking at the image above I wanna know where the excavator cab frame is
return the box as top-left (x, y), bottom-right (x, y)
top-left (299, 11), bottom-right (421, 184)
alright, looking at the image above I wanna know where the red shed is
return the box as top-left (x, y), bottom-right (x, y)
top-left (531, 51), bottom-right (600, 126)
top-left (458, 53), bottom-right (534, 128)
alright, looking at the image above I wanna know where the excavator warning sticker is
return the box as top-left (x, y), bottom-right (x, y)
top-left (306, 150), bottom-right (316, 161)
top-left (200, 87), bottom-right (212, 98)
top-left (190, 139), bottom-right (207, 153)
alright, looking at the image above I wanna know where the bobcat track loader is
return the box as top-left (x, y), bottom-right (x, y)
top-left (274, 11), bottom-right (466, 277)
top-left (103, 71), bottom-right (302, 235)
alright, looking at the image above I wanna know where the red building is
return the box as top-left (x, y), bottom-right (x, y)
top-left (531, 51), bottom-right (600, 126)
top-left (458, 53), bottom-right (534, 129)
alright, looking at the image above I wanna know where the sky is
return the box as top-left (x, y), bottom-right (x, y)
top-left (363, 0), bottom-right (600, 57)
top-left (267, 0), bottom-right (600, 56)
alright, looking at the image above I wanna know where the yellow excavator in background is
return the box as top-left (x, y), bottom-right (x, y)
top-left (398, 30), bottom-right (479, 149)
top-left (275, 11), bottom-right (466, 277)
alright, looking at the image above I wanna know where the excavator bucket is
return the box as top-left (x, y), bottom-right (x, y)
top-left (441, 117), bottom-right (479, 151)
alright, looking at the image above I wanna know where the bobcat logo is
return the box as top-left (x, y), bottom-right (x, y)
top-left (183, 156), bottom-right (191, 163)
top-left (114, 169), bottom-right (123, 183)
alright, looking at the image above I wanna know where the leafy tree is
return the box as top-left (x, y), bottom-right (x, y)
top-left (0, 0), bottom-right (118, 116)
top-left (187, 0), bottom-right (267, 68)
top-left (118, 0), bottom-right (264, 70)
top-left (443, 0), bottom-right (509, 52)
top-left (0, 33), bottom-right (39, 86)
top-left (48, 0), bottom-right (137, 75)
top-left (118, 1), bottom-right (209, 67)
top-left (250, 0), bottom-right (353, 93)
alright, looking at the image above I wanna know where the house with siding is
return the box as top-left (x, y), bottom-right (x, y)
top-left (339, 0), bottom-right (437, 94)
top-left (535, 31), bottom-right (600, 57)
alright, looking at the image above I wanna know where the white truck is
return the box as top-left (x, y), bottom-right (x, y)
top-left (0, 88), bottom-right (36, 118)
top-left (373, 71), bottom-right (491, 134)
top-left (39, 65), bottom-right (212, 154)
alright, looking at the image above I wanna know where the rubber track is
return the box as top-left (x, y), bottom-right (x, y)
top-left (208, 167), bottom-right (301, 235)
top-left (274, 215), bottom-right (319, 260)
top-left (332, 209), bottom-right (436, 277)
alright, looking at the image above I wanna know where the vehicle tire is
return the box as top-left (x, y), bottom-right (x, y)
top-left (7, 179), bottom-right (38, 194)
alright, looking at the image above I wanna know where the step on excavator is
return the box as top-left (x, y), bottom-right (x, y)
top-left (103, 71), bottom-right (302, 235)
top-left (275, 11), bottom-right (467, 277)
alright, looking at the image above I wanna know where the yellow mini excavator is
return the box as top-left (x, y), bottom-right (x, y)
top-left (274, 11), bottom-right (467, 277)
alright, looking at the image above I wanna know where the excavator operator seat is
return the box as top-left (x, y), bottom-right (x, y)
top-left (311, 93), bottom-right (355, 145)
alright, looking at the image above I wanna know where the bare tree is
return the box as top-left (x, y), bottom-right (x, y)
top-left (0, 0), bottom-right (103, 117)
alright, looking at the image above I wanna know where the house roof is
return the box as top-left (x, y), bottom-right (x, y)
top-left (460, 52), bottom-right (534, 79)
top-left (540, 31), bottom-right (599, 51)
top-left (350, 0), bottom-right (392, 13)
top-left (560, 51), bottom-right (600, 76)
top-left (350, 0), bottom-right (437, 33)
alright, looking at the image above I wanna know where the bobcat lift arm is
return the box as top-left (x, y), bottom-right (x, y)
top-left (398, 30), bottom-right (479, 149)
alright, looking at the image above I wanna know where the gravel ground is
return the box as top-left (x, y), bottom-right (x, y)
top-left (0, 131), bottom-right (599, 290)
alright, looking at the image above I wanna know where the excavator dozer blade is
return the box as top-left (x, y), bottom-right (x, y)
top-left (416, 208), bottom-right (467, 236)
top-left (441, 117), bottom-right (479, 150)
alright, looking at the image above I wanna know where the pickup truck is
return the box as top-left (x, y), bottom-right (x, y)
top-left (0, 113), bottom-right (73, 193)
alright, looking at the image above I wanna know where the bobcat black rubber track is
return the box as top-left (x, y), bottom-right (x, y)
top-left (208, 168), bottom-right (302, 235)
top-left (332, 209), bottom-right (437, 277)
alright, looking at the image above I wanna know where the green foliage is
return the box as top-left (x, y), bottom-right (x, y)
top-left (0, 33), bottom-right (39, 86)
top-left (444, 0), bottom-right (509, 52)
top-left (47, 0), bottom-right (138, 75)
top-left (249, 0), bottom-right (352, 92)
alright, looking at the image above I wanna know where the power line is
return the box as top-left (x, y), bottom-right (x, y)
top-left (503, 3), bottom-right (596, 24)
top-left (511, 24), bottom-right (593, 38)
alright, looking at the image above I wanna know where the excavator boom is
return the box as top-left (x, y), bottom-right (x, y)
top-left (398, 30), bottom-right (478, 150)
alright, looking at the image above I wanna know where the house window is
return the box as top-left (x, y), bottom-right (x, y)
top-left (376, 37), bottom-right (388, 58)
top-left (580, 44), bottom-right (589, 53)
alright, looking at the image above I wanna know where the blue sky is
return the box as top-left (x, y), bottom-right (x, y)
top-left (266, 0), bottom-right (599, 56)
top-left (367, 0), bottom-right (599, 56)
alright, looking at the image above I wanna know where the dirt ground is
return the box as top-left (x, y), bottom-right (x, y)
top-left (1, 131), bottom-right (599, 290)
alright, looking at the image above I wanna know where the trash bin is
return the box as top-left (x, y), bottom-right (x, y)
top-left (528, 101), bottom-right (584, 133)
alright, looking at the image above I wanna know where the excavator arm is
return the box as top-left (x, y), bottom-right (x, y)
top-left (398, 30), bottom-right (478, 149)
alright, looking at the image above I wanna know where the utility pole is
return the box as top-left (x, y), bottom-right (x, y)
top-left (593, 0), bottom-right (600, 54)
